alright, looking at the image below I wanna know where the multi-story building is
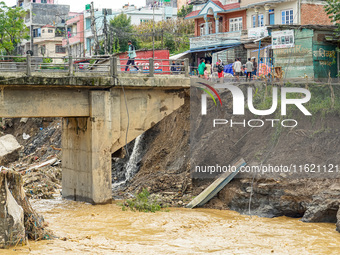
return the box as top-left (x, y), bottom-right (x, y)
top-left (84, 8), bottom-right (116, 56)
top-left (16, 0), bottom-right (70, 56)
top-left (34, 24), bottom-right (67, 62)
top-left (62, 13), bottom-right (84, 57)
top-left (146, 0), bottom-right (178, 8)
top-left (120, 4), bottom-right (177, 25)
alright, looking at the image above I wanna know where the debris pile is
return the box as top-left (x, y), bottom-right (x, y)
top-left (8, 157), bottom-right (62, 199)
top-left (0, 118), bottom-right (63, 199)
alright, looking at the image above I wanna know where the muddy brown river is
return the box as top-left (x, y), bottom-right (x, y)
top-left (2, 197), bottom-right (340, 254)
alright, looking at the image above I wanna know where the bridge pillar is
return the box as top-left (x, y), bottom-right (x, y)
top-left (62, 90), bottom-right (114, 204)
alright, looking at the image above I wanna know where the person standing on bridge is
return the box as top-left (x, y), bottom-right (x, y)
top-left (198, 58), bottom-right (206, 78)
top-left (125, 40), bottom-right (139, 72)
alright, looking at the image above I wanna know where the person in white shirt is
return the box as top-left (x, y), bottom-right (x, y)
top-left (245, 58), bottom-right (254, 81)
top-left (233, 58), bottom-right (242, 81)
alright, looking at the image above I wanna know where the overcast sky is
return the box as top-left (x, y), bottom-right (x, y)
top-left (3, 0), bottom-right (147, 11)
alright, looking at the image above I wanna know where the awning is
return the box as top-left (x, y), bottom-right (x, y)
top-left (169, 50), bottom-right (191, 60)
top-left (254, 36), bottom-right (271, 42)
top-left (189, 43), bottom-right (241, 53)
top-left (251, 44), bottom-right (272, 52)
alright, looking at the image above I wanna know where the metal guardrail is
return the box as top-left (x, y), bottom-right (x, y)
top-left (0, 55), bottom-right (190, 78)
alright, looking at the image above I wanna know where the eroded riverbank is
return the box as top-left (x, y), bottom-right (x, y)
top-left (2, 196), bottom-right (340, 254)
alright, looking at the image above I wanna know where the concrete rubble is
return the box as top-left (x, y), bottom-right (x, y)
top-left (0, 134), bottom-right (22, 165)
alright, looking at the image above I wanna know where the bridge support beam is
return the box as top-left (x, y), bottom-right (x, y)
top-left (62, 91), bottom-right (114, 204)
top-left (61, 88), bottom-right (185, 204)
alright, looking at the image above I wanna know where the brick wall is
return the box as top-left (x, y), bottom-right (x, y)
top-left (301, 3), bottom-right (333, 25)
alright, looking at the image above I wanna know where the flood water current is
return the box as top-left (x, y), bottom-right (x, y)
top-left (2, 196), bottom-right (340, 254)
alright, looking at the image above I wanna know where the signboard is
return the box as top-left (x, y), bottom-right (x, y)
top-left (248, 27), bottom-right (269, 39)
top-left (272, 30), bottom-right (294, 49)
top-left (118, 50), bottom-right (170, 73)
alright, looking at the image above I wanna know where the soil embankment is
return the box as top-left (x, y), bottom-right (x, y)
top-left (125, 84), bottom-right (340, 231)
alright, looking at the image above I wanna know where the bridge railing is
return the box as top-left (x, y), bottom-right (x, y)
top-left (0, 55), bottom-right (190, 78)
top-left (117, 58), bottom-right (189, 77)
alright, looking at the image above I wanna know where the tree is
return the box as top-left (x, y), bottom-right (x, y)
top-left (0, 2), bottom-right (29, 55)
top-left (324, 0), bottom-right (340, 76)
top-left (134, 18), bottom-right (194, 54)
top-left (177, 4), bottom-right (193, 18)
top-left (109, 13), bottom-right (138, 53)
top-left (324, 0), bottom-right (340, 31)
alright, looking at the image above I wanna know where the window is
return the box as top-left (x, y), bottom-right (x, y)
top-left (40, 45), bottom-right (46, 55)
top-left (85, 18), bottom-right (91, 30)
top-left (208, 22), bottom-right (212, 34)
top-left (200, 24), bottom-right (204, 36)
top-left (258, 14), bottom-right (264, 27)
top-left (33, 28), bottom-right (41, 37)
top-left (229, 17), bottom-right (242, 32)
top-left (269, 9), bottom-right (275, 25)
top-left (55, 45), bottom-right (66, 53)
top-left (251, 14), bottom-right (264, 28)
top-left (282, 9), bottom-right (293, 24)
top-left (48, 29), bottom-right (53, 33)
top-left (41, 0), bottom-right (47, 3)
top-left (219, 17), bottom-right (223, 33)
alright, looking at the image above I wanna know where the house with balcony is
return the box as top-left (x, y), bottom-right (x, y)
top-left (34, 25), bottom-right (67, 62)
top-left (185, 0), bottom-right (247, 66)
top-left (62, 13), bottom-right (84, 57)
top-left (16, 0), bottom-right (70, 55)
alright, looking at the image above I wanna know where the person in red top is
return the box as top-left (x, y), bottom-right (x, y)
top-left (216, 59), bottom-right (224, 83)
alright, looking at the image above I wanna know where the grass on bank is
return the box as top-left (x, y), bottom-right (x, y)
top-left (120, 188), bottom-right (168, 213)
top-left (252, 84), bottom-right (340, 117)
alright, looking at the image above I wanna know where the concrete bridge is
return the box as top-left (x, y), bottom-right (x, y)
top-left (0, 68), bottom-right (190, 204)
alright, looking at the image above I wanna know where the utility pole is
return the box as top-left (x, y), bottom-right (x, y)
top-left (152, 2), bottom-right (155, 58)
top-left (64, 20), bottom-right (71, 56)
top-left (30, 25), bottom-right (34, 53)
top-left (90, 1), bottom-right (99, 55)
top-left (103, 8), bottom-right (108, 55)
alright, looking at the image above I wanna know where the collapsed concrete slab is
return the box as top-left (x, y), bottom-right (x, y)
top-left (0, 135), bottom-right (21, 165)
top-left (0, 172), bottom-right (25, 248)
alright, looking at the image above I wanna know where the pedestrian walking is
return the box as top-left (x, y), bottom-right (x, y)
top-left (252, 57), bottom-right (257, 78)
top-left (125, 40), bottom-right (139, 72)
top-left (245, 58), bottom-right (253, 82)
top-left (198, 58), bottom-right (206, 78)
top-left (204, 67), bottom-right (209, 80)
top-left (233, 58), bottom-right (242, 82)
top-left (216, 59), bottom-right (224, 83)
top-left (205, 60), bottom-right (212, 75)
